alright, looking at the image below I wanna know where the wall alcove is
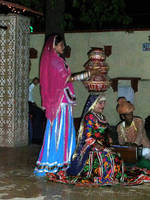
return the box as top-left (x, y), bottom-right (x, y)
top-left (111, 77), bottom-right (141, 93)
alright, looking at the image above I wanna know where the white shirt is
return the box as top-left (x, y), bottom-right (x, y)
top-left (28, 83), bottom-right (35, 103)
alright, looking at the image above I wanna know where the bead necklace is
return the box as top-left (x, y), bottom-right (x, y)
top-left (120, 121), bottom-right (137, 142)
top-left (91, 110), bottom-right (107, 123)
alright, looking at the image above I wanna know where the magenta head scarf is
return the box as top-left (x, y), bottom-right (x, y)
top-left (40, 35), bottom-right (71, 123)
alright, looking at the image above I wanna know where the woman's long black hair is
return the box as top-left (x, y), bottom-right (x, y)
top-left (55, 34), bottom-right (64, 45)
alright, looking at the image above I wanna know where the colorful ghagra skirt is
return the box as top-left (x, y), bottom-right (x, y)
top-left (47, 150), bottom-right (150, 186)
top-left (47, 150), bottom-right (125, 186)
top-left (34, 103), bottom-right (76, 176)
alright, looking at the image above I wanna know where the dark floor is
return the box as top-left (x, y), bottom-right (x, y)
top-left (0, 144), bottom-right (150, 200)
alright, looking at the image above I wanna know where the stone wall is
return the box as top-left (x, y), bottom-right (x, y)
top-left (0, 14), bottom-right (30, 147)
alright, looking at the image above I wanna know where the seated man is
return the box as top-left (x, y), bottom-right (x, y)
top-left (116, 96), bottom-right (127, 121)
top-left (116, 101), bottom-right (150, 148)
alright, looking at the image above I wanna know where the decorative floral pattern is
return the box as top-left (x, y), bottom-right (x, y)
top-left (84, 112), bottom-right (109, 147)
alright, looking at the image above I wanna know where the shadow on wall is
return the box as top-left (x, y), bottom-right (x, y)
top-left (145, 115), bottom-right (150, 141)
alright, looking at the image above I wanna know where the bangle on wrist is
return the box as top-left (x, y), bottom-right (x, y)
top-left (88, 70), bottom-right (91, 78)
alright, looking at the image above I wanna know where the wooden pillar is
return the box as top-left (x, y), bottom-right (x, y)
top-left (0, 14), bottom-right (30, 147)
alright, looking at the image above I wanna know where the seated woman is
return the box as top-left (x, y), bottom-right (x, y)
top-left (117, 101), bottom-right (150, 148)
top-left (47, 95), bottom-right (124, 186)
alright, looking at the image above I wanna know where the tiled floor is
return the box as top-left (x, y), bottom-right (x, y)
top-left (0, 145), bottom-right (150, 200)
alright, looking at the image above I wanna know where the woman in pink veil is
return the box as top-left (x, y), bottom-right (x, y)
top-left (34, 34), bottom-right (94, 176)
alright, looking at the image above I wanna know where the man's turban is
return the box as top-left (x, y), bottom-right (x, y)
top-left (117, 101), bottom-right (135, 114)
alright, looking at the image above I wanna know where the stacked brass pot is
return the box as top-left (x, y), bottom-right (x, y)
top-left (83, 47), bottom-right (110, 92)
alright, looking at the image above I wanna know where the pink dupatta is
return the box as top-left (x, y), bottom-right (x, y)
top-left (40, 36), bottom-right (71, 123)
